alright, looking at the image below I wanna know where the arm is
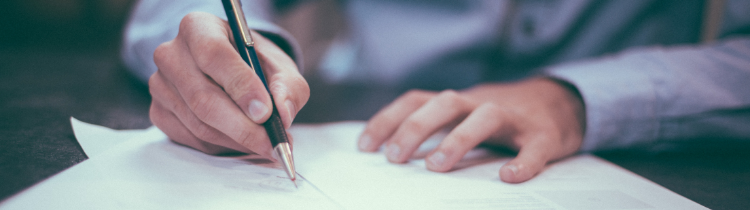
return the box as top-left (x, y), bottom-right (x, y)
top-left (547, 38), bottom-right (750, 152)
top-left (356, 1), bottom-right (750, 183)
top-left (358, 37), bottom-right (750, 183)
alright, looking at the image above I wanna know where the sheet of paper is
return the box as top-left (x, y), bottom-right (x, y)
top-left (70, 117), bottom-right (154, 158)
top-left (290, 122), bottom-right (707, 210)
top-left (2, 121), bottom-right (707, 210)
top-left (1, 124), bottom-right (341, 210)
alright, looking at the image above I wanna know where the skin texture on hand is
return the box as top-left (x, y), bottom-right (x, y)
top-left (358, 78), bottom-right (585, 183)
top-left (149, 12), bottom-right (309, 159)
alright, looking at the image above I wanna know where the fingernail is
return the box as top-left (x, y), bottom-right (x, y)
top-left (358, 135), bottom-right (372, 151)
top-left (506, 164), bottom-right (519, 175)
top-left (284, 100), bottom-right (296, 128)
top-left (248, 99), bottom-right (269, 122)
top-left (428, 151), bottom-right (446, 167)
top-left (386, 143), bottom-right (400, 161)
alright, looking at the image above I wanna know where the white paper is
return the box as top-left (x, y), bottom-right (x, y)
top-left (290, 122), bottom-right (707, 210)
top-left (70, 117), bottom-right (154, 158)
top-left (2, 121), bottom-right (707, 210)
top-left (1, 123), bottom-right (341, 210)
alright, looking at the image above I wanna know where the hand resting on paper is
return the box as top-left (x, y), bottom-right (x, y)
top-left (148, 12), bottom-right (309, 159)
top-left (358, 78), bottom-right (585, 183)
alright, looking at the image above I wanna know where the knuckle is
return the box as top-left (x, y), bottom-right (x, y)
top-left (148, 73), bottom-right (159, 88)
top-left (277, 74), bottom-right (310, 105)
top-left (295, 77), bottom-right (311, 100)
top-left (438, 89), bottom-right (459, 98)
top-left (365, 117), bottom-right (398, 140)
top-left (474, 103), bottom-right (507, 129)
top-left (479, 102), bottom-right (504, 115)
top-left (368, 117), bottom-right (392, 134)
top-left (188, 89), bottom-right (220, 121)
top-left (394, 89), bottom-right (432, 107)
top-left (147, 73), bottom-right (172, 101)
top-left (179, 12), bottom-right (207, 31)
top-left (149, 104), bottom-right (164, 126)
top-left (191, 123), bottom-right (216, 141)
top-left (194, 40), bottom-right (226, 70)
top-left (366, 118), bottom-right (387, 132)
top-left (269, 82), bottom-right (290, 104)
top-left (236, 128), bottom-right (259, 150)
top-left (402, 118), bottom-right (428, 135)
top-left (435, 89), bottom-right (462, 108)
top-left (165, 97), bottom-right (182, 113)
top-left (450, 131), bottom-right (473, 145)
top-left (147, 74), bottom-right (161, 96)
top-left (177, 14), bottom-right (230, 73)
top-left (269, 75), bottom-right (289, 95)
top-left (152, 42), bottom-right (172, 68)
top-left (224, 72), bottom-right (255, 98)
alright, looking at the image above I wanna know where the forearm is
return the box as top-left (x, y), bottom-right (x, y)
top-left (546, 38), bottom-right (750, 152)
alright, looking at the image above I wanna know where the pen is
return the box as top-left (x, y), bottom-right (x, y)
top-left (221, 0), bottom-right (297, 187)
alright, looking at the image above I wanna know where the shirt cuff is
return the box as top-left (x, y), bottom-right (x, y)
top-left (544, 52), bottom-right (663, 152)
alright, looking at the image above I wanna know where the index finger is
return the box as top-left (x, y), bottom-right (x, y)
top-left (252, 31), bottom-right (309, 129)
top-left (358, 90), bottom-right (435, 152)
top-left (181, 12), bottom-right (274, 124)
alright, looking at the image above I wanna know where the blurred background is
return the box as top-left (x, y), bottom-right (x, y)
top-left (0, 0), bottom-right (340, 64)
top-left (0, 0), bottom-right (134, 52)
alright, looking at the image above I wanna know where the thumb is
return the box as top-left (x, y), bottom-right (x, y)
top-left (499, 140), bottom-right (552, 183)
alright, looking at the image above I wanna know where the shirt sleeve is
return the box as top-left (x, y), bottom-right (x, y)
top-left (546, 37), bottom-right (750, 152)
top-left (120, 0), bottom-right (302, 83)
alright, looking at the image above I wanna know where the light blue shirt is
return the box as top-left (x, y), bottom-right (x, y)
top-left (122, 0), bottom-right (750, 152)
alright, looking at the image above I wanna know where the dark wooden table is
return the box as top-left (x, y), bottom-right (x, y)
top-left (1, 49), bottom-right (749, 209)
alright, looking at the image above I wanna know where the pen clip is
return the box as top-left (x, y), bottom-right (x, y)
top-left (228, 0), bottom-right (254, 47)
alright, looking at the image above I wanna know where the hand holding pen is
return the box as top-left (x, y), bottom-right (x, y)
top-left (147, 9), bottom-right (308, 170)
top-left (221, 0), bottom-right (298, 183)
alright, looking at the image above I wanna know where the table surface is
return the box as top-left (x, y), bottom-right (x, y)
top-left (1, 49), bottom-right (749, 210)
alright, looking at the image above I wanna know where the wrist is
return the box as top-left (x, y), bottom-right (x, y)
top-left (542, 77), bottom-right (587, 139)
